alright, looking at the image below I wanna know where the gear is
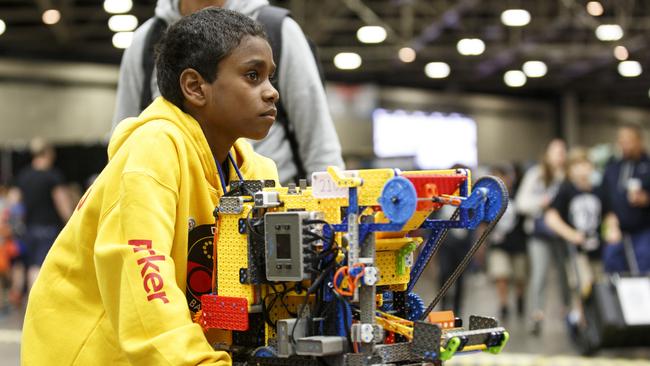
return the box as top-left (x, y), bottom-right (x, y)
top-left (406, 292), bottom-right (425, 321)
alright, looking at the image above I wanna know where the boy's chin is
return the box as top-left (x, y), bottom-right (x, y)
top-left (246, 128), bottom-right (272, 141)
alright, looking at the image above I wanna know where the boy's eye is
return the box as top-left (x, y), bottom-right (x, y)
top-left (269, 73), bottom-right (277, 83)
top-left (246, 71), bottom-right (259, 81)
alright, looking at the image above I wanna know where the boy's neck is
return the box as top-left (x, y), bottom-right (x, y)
top-left (206, 132), bottom-right (235, 166)
top-left (187, 108), bottom-right (235, 166)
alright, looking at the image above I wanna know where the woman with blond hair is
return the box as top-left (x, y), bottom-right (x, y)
top-left (515, 138), bottom-right (569, 335)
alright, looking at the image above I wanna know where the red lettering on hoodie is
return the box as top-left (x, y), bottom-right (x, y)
top-left (128, 240), bottom-right (169, 304)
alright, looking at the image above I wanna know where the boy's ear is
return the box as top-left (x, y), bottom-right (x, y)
top-left (180, 68), bottom-right (207, 107)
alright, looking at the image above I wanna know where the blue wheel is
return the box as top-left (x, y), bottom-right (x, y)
top-left (252, 346), bottom-right (277, 358)
top-left (379, 176), bottom-right (417, 224)
top-left (473, 176), bottom-right (508, 223)
top-left (406, 292), bottom-right (425, 321)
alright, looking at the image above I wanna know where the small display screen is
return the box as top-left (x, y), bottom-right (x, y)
top-left (276, 233), bottom-right (292, 259)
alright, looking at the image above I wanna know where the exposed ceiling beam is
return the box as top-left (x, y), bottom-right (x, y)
top-left (409, 0), bottom-right (478, 51)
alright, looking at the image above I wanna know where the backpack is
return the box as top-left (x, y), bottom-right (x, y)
top-left (140, 6), bottom-right (326, 181)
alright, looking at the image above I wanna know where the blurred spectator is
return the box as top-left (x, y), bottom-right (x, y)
top-left (6, 187), bottom-right (25, 307)
top-left (113, 0), bottom-right (344, 184)
top-left (515, 138), bottom-right (569, 336)
top-left (0, 185), bottom-right (19, 312)
top-left (545, 148), bottom-right (603, 339)
top-left (487, 163), bottom-right (527, 320)
top-left (600, 123), bottom-right (650, 273)
top-left (545, 148), bottom-right (602, 288)
top-left (10, 139), bottom-right (73, 295)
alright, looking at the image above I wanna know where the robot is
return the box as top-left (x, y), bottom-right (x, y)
top-left (195, 167), bottom-right (510, 365)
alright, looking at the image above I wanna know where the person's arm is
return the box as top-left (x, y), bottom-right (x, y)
top-left (51, 185), bottom-right (73, 223)
top-left (94, 128), bottom-right (230, 365)
top-left (278, 18), bottom-right (344, 176)
top-left (515, 166), bottom-right (545, 216)
top-left (6, 186), bottom-right (21, 206)
top-left (602, 212), bottom-right (622, 244)
top-left (112, 19), bottom-right (154, 129)
top-left (544, 208), bottom-right (584, 245)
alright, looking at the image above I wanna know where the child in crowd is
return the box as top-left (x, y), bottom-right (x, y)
top-left (22, 8), bottom-right (279, 366)
top-left (544, 148), bottom-right (602, 339)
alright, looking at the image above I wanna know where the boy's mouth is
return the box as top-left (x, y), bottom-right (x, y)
top-left (260, 108), bottom-right (277, 119)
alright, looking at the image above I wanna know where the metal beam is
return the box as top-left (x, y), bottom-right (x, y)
top-left (409, 0), bottom-right (478, 51)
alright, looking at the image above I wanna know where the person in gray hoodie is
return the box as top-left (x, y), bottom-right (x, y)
top-left (112, 0), bottom-right (344, 185)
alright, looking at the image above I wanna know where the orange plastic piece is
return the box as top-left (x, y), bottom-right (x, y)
top-left (427, 310), bottom-right (456, 329)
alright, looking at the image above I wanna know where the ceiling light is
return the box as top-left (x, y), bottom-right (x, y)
top-left (398, 47), bottom-right (416, 63)
top-left (501, 9), bottom-right (531, 27)
top-left (104, 0), bottom-right (133, 14)
top-left (357, 26), bottom-right (387, 44)
top-left (112, 31), bottom-right (134, 49)
top-left (614, 45), bottom-right (628, 61)
top-left (424, 62), bottom-right (450, 79)
top-left (456, 38), bottom-right (485, 56)
top-left (618, 60), bottom-right (642, 77)
top-left (0, 20), bottom-right (5, 36)
top-left (586, 1), bottom-right (604, 16)
top-left (595, 24), bottom-right (623, 41)
top-left (108, 14), bottom-right (138, 32)
top-left (334, 52), bottom-right (362, 70)
top-left (42, 9), bottom-right (61, 25)
top-left (504, 70), bottom-right (526, 87)
top-left (522, 60), bottom-right (547, 78)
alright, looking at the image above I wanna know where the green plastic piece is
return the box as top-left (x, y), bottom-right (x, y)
top-left (486, 331), bottom-right (509, 355)
top-left (439, 336), bottom-right (461, 361)
top-left (396, 242), bottom-right (417, 275)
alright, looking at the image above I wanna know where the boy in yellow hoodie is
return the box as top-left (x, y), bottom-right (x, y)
top-left (22, 7), bottom-right (279, 366)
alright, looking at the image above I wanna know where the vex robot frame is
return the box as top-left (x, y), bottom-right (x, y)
top-left (197, 167), bottom-right (510, 365)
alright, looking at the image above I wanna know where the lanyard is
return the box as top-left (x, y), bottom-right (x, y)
top-left (215, 151), bottom-right (244, 193)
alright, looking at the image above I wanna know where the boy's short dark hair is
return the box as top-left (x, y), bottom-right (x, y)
top-left (155, 7), bottom-right (267, 108)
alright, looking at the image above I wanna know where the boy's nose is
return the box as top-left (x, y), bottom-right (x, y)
top-left (263, 83), bottom-right (280, 104)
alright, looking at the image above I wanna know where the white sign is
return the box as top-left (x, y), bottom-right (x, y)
top-left (617, 277), bottom-right (650, 326)
top-left (311, 171), bottom-right (356, 198)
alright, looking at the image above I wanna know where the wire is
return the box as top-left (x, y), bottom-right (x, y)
top-left (332, 289), bottom-right (354, 350)
top-left (244, 209), bottom-right (265, 238)
top-left (333, 263), bottom-right (365, 297)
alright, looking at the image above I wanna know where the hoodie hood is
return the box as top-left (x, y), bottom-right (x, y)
top-left (155, 0), bottom-right (270, 24)
top-left (223, 0), bottom-right (269, 16)
top-left (155, 0), bottom-right (182, 24)
top-left (109, 97), bottom-right (266, 194)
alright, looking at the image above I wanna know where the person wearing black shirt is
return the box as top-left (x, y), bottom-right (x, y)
top-left (599, 124), bottom-right (650, 273)
top-left (12, 139), bottom-right (72, 293)
top-left (546, 149), bottom-right (602, 285)
top-left (546, 148), bottom-right (603, 341)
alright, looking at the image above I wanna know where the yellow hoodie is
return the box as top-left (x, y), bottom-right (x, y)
top-left (22, 97), bottom-right (278, 365)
